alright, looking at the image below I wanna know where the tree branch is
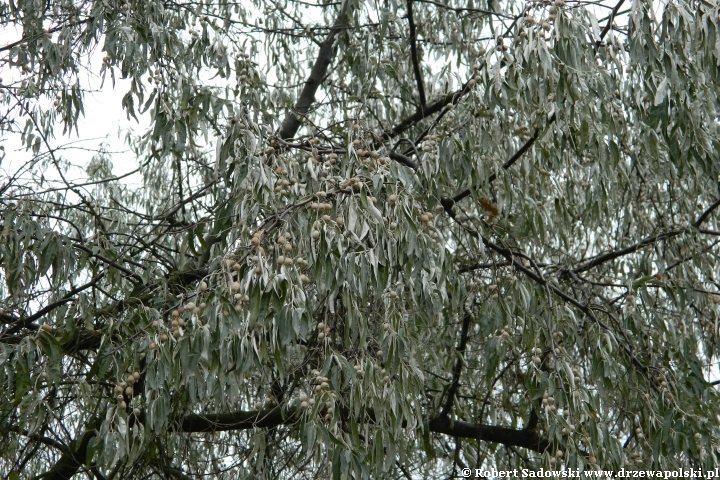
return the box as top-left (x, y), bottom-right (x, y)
top-left (388, 151), bottom-right (419, 170)
top-left (694, 198), bottom-right (720, 228)
top-left (454, 123), bottom-right (548, 205)
top-left (1, 273), bottom-right (105, 336)
top-left (406, 0), bottom-right (426, 109)
top-left (428, 415), bottom-right (550, 453)
top-left (571, 229), bottom-right (684, 274)
top-left (179, 405), bottom-right (551, 453)
top-left (278, 1), bottom-right (351, 140)
top-left (440, 312), bottom-right (472, 416)
top-left (37, 419), bottom-right (99, 480)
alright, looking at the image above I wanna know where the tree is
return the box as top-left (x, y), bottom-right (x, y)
top-left (1, 0), bottom-right (720, 477)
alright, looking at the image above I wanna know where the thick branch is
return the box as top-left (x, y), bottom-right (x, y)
top-left (180, 406), bottom-right (301, 432)
top-left (596, 0), bottom-right (626, 47)
top-left (428, 415), bottom-right (550, 453)
top-left (278, 1), bottom-right (350, 140)
top-left (406, 0), bottom-right (426, 109)
top-left (179, 406), bottom-right (551, 454)
top-left (388, 151), bottom-right (419, 170)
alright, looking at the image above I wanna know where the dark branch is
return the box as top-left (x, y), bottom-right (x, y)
top-left (278, 1), bottom-right (351, 140)
top-left (596, 0), bottom-right (626, 47)
top-left (428, 416), bottom-right (550, 453)
top-left (440, 312), bottom-right (473, 416)
top-left (571, 229), bottom-right (683, 274)
top-left (38, 420), bottom-right (99, 480)
top-left (406, 0), bottom-right (426, 109)
top-left (694, 198), bottom-right (720, 228)
top-left (388, 151), bottom-right (419, 170)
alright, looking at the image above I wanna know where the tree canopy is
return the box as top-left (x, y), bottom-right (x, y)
top-left (2, 0), bottom-right (720, 477)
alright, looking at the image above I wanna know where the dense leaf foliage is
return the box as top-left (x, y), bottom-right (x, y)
top-left (2, 0), bottom-right (720, 477)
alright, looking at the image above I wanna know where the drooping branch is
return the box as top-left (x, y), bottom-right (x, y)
top-left (278, 1), bottom-right (351, 140)
top-left (406, 0), bottom-right (426, 109)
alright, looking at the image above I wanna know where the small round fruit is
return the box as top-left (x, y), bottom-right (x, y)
top-left (133, 408), bottom-right (141, 416)
top-left (419, 214), bottom-right (430, 223)
top-left (160, 333), bottom-right (169, 343)
top-left (588, 456), bottom-right (596, 464)
top-left (114, 385), bottom-right (124, 395)
top-left (300, 393), bottom-right (308, 401)
top-left (317, 322), bottom-right (325, 330)
top-left (231, 281), bottom-right (241, 292)
top-left (133, 371), bottom-right (140, 379)
top-left (198, 281), bottom-right (208, 292)
top-left (311, 230), bottom-right (320, 239)
top-left (254, 401), bottom-right (263, 410)
top-left (383, 323), bottom-right (390, 331)
top-left (389, 194), bottom-right (398, 202)
top-left (301, 401), bottom-right (309, 408)
top-left (318, 332), bottom-right (325, 340)
top-left (152, 320), bottom-right (159, 328)
top-left (42, 324), bottom-right (52, 332)
top-left (127, 374), bottom-right (135, 384)
top-left (389, 290), bottom-right (398, 298)
top-left (150, 342), bottom-right (157, 350)
top-left (118, 401), bottom-right (127, 410)
top-left (125, 386), bottom-right (133, 397)
top-left (276, 236), bottom-right (286, 244)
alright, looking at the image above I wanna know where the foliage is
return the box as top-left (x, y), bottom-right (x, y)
top-left (2, 0), bottom-right (720, 477)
